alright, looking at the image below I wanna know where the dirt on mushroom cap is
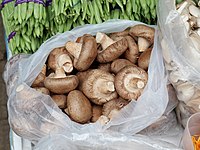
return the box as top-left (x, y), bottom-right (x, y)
top-left (97, 38), bottom-right (128, 63)
top-left (115, 65), bottom-right (148, 100)
top-left (67, 90), bottom-right (92, 124)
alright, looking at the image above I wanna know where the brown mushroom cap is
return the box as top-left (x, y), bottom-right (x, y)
top-left (91, 105), bottom-right (103, 123)
top-left (129, 25), bottom-right (155, 44)
top-left (138, 48), bottom-right (152, 71)
top-left (76, 34), bottom-right (92, 43)
top-left (124, 36), bottom-right (139, 64)
top-left (31, 73), bottom-right (46, 87)
top-left (76, 69), bottom-right (92, 91)
top-left (82, 69), bottom-right (118, 105)
top-left (48, 47), bottom-right (73, 73)
top-left (31, 64), bottom-right (47, 87)
top-left (44, 68), bottom-right (79, 94)
top-left (34, 87), bottom-right (50, 95)
top-left (51, 95), bottom-right (67, 109)
top-left (115, 65), bottom-right (148, 100)
top-left (109, 28), bottom-right (130, 38)
top-left (111, 59), bottom-right (136, 74)
top-left (97, 38), bottom-right (128, 63)
top-left (109, 28), bottom-right (130, 41)
top-left (102, 98), bottom-right (129, 119)
top-left (97, 63), bottom-right (111, 72)
top-left (67, 90), bottom-right (92, 124)
top-left (66, 34), bottom-right (98, 71)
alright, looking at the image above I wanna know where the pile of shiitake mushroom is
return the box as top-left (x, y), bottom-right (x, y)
top-left (31, 24), bottom-right (155, 124)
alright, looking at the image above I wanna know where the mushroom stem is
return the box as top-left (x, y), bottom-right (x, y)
top-left (54, 68), bottom-right (66, 78)
top-left (96, 32), bottom-right (115, 50)
top-left (57, 54), bottom-right (73, 73)
top-left (138, 37), bottom-right (151, 52)
top-left (65, 41), bottom-right (82, 59)
top-left (177, 1), bottom-right (188, 14)
top-left (99, 80), bottom-right (115, 93)
top-left (130, 78), bottom-right (145, 89)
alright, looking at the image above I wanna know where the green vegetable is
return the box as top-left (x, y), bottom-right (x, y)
top-left (1, 0), bottom-right (158, 54)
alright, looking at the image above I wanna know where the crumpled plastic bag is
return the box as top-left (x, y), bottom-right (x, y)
top-left (183, 113), bottom-right (200, 150)
top-left (3, 20), bottom-right (169, 142)
top-left (34, 131), bottom-right (183, 150)
top-left (158, 0), bottom-right (200, 127)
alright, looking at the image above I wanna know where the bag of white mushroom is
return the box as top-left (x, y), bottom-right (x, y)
top-left (158, 0), bottom-right (200, 128)
top-left (4, 20), bottom-right (174, 142)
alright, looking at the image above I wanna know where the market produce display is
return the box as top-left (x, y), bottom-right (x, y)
top-left (31, 24), bottom-right (154, 124)
top-left (0, 0), bottom-right (158, 54)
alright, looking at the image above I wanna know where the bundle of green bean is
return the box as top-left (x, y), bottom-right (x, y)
top-left (50, 0), bottom-right (158, 34)
top-left (1, 0), bottom-right (159, 54)
top-left (1, 0), bottom-right (51, 54)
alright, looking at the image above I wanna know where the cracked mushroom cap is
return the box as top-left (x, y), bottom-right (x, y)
top-left (124, 36), bottom-right (139, 64)
top-left (102, 98), bottom-right (129, 119)
top-left (31, 64), bottom-right (47, 87)
top-left (111, 59), bottom-right (136, 74)
top-left (44, 68), bottom-right (79, 94)
top-left (67, 90), bottom-right (92, 124)
top-left (96, 32), bottom-right (128, 63)
top-left (115, 65), bottom-right (148, 100)
top-left (48, 47), bottom-right (73, 73)
top-left (91, 105), bottom-right (103, 123)
top-left (138, 48), bottom-right (152, 71)
top-left (65, 34), bottom-right (97, 71)
top-left (51, 95), bottom-right (67, 109)
top-left (82, 69), bottom-right (118, 105)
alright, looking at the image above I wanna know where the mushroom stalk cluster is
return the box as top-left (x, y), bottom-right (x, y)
top-left (31, 24), bottom-right (155, 125)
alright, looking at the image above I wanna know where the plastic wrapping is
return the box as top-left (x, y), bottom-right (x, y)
top-left (34, 132), bottom-right (182, 150)
top-left (158, 0), bottom-right (200, 128)
top-left (183, 113), bottom-right (200, 150)
top-left (3, 20), bottom-right (169, 142)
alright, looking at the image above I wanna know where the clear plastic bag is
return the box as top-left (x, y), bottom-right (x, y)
top-left (3, 20), bottom-right (169, 142)
top-left (34, 132), bottom-right (182, 150)
top-left (158, 0), bottom-right (200, 128)
top-left (158, 0), bottom-right (200, 86)
top-left (183, 113), bottom-right (200, 150)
